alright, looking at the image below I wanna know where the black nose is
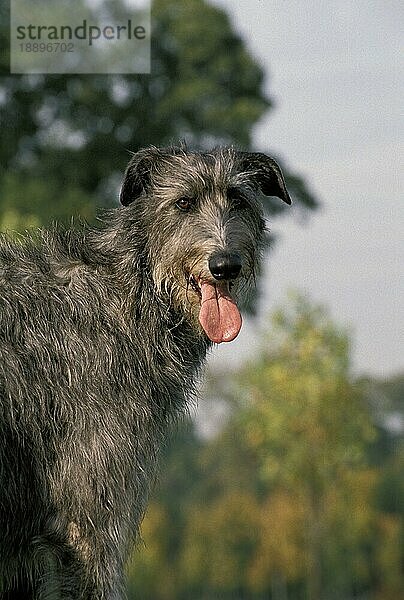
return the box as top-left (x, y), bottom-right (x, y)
top-left (208, 252), bottom-right (242, 281)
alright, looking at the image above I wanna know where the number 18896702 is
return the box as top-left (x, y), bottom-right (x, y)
top-left (19, 42), bottom-right (74, 52)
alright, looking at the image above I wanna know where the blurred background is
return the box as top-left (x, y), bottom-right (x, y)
top-left (0, 1), bottom-right (402, 598)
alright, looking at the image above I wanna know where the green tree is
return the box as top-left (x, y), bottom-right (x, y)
top-left (0, 0), bottom-right (317, 229)
top-left (232, 293), bottom-right (376, 599)
top-left (362, 373), bottom-right (404, 598)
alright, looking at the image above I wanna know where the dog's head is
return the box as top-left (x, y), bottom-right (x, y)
top-left (120, 146), bottom-right (291, 343)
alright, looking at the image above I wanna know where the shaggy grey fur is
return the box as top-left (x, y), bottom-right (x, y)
top-left (0, 145), bottom-right (291, 599)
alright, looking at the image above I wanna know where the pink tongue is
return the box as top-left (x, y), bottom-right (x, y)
top-left (199, 281), bottom-right (242, 343)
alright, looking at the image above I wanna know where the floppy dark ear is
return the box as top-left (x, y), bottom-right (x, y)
top-left (238, 152), bottom-right (292, 205)
top-left (120, 147), bottom-right (160, 206)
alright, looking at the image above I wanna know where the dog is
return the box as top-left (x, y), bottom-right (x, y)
top-left (0, 145), bottom-right (291, 598)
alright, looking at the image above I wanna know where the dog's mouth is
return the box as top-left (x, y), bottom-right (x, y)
top-left (189, 275), bottom-right (242, 344)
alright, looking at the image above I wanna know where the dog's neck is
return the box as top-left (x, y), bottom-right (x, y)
top-left (85, 215), bottom-right (210, 415)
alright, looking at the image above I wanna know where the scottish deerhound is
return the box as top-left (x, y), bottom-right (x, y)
top-left (0, 145), bottom-right (291, 599)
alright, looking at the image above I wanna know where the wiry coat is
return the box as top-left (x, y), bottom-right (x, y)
top-left (0, 146), bottom-right (291, 598)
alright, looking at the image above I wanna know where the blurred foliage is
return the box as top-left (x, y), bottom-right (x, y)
top-left (127, 294), bottom-right (404, 600)
top-left (0, 171), bottom-right (95, 232)
top-left (0, 0), bottom-right (317, 232)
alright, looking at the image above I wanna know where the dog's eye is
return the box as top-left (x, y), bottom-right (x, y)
top-left (227, 187), bottom-right (247, 209)
top-left (176, 197), bottom-right (193, 212)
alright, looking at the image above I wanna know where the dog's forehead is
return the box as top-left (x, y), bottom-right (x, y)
top-left (157, 150), bottom-right (247, 192)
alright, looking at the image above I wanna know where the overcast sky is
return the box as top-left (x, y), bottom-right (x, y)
top-left (209, 0), bottom-right (403, 378)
